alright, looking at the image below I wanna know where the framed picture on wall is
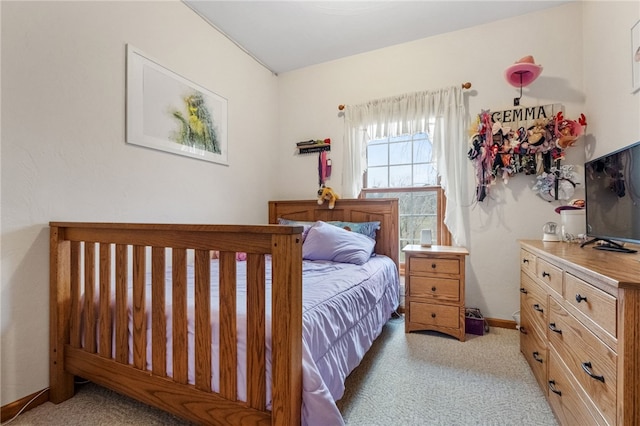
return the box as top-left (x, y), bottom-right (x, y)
top-left (632, 19), bottom-right (640, 94)
top-left (126, 44), bottom-right (228, 165)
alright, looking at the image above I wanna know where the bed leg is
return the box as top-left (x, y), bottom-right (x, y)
top-left (49, 226), bottom-right (75, 403)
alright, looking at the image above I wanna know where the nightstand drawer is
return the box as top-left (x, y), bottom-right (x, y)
top-left (409, 257), bottom-right (460, 275)
top-left (410, 276), bottom-right (460, 302)
top-left (409, 302), bottom-right (459, 329)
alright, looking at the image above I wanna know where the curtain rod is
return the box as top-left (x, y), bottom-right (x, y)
top-left (337, 82), bottom-right (472, 110)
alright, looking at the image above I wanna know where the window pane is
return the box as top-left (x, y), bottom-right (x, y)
top-left (413, 136), bottom-right (432, 163)
top-left (366, 166), bottom-right (388, 188)
top-left (364, 189), bottom-right (442, 263)
top-left (363, 130), bottom-right (445, 266)
top-left (413, 163), bottom-right (438, 186)
top-left (389, 165), bottom-right (412, 187)
top-left (389, 141), bottom-right (412, 165)
top-left (390, 134), bottom-right (410, 143)
top-left (367, 143), bottom-right (387, 167)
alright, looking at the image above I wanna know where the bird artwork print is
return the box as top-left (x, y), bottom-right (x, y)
top-left (171, 91), bottom-right (221, 154)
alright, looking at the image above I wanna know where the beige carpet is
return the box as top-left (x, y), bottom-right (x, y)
top-left (7, 317), bottom-right (557, 425)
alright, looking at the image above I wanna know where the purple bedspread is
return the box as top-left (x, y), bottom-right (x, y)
top-left (118, 255), bottom-right (399, 425)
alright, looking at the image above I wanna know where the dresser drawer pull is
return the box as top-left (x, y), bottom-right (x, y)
top-left (532, 303), bottom-right (544, 313)
top-left (548, 380), bottom-right (562, 396)
top-left (431, 286), bottom-right (437, 292)
top-left (431, 263), bottom-right (437, 269)
top-left (518, 326), bottom-right (527, 335)
top-left (575, 294), bottom-right (588, 303)
top-left (523, 258), bottom-right (530, 264)
top-left (542, 271), bottom-right (550, 278)
top-left (431, 313), bottom-right (436, 318)
top-left (519, 287), bottom-right (528, 294)
top-left (548, 323), bottom-right (562, 334)
top-left (581, 362), bottom-right (605, 383)
top-left (532, 351), bottom-right (543, 363)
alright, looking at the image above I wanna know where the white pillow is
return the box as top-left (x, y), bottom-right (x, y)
top-left (302, 221), bottom-right (375, 265)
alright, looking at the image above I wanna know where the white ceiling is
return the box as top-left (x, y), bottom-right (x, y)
top-left (183, 1), bottom-right (571, 75)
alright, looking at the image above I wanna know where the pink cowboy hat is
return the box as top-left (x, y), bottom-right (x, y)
top-left (505, 55), bottom-right (543, 87)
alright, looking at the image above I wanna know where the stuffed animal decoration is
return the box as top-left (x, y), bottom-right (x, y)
top-left (317, 186), bottom-right (339, 209)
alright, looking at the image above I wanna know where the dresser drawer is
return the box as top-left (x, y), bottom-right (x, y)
top-left (564, 273), bottom-right (617, 338)
top-left (520, 321), bottom-right (548, 394)
top-left (409, 257), bottom-right (460, 275)
top-left (548, 349), bottom-right (608, 426)
top-left (410, 276), bottom-right (460, 302)
top-left (520, 272), bottom-right (548, 337)
top-left (520, 249), bottom-right (537, 277)
top-left (409, 301), bottom-right (459, 329)
top-left (548, 297), bottom-right (617, 426)
top-left (536, 258), bottom-right (563, 295)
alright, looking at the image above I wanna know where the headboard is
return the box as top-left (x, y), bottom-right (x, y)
top-left (269, 198), bottom-right (399, 269)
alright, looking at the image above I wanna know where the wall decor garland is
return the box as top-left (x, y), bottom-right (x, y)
top-left (467, 107), bottom-right (587, 202)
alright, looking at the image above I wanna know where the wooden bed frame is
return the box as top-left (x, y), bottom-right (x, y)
top-left (49, 198), bottom-right (398, 425)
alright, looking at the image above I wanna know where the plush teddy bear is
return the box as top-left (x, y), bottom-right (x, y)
top-left (317, 186), bottom-right (339, 209)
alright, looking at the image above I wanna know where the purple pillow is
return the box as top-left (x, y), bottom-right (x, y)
top-left (277, 218), bottom-right (314, 241)
top-left (302, 221), bottom-right (375, 265)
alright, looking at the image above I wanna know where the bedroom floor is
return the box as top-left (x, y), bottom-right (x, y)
top-left (9, 317), bottom-right (556, 425)
top-left (337, 317), bottom-right (557, 425)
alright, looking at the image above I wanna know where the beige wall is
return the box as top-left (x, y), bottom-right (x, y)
top-left (583, 1), bottom-right (640, 159)
top-left (276, 2), bottom-right (640, 323)
top-left (0, 1), bottom-right (278, 404)
top-left (2, 0), bottom-right (639, 408)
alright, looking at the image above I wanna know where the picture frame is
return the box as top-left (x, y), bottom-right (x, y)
top-left (632, 19), bottom-right (640, 94)
top-left (126, 44), bottom-right (228, 165)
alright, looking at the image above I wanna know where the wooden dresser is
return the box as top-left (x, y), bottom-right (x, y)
top-left (403, 245), bottom-right (468, 341)
top-left (519, 240), bottom-right (640, 425)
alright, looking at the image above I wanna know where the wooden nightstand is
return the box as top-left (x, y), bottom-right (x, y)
top-left (403, 245), bottom-right (469, 341)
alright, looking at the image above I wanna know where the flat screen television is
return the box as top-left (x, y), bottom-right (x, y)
top-left (583, 141), bottom-right (640, 253)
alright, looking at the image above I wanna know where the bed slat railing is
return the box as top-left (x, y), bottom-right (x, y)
top-left (172, 247), bottom-right (189, 384)
top-left (50, 223), bottom-right (303, 425)
top-left (115, 244), bottom-right (128, 364)
top-left (219, 251), bottom-right (238, 399)
top-left (195, 248), bottom-right (213, 392)
top-left (151, 246), bottom-right (166, 377)
top-left (98, 243), bottom-right (112, 358)
top-left (132, 245), bottom-right (146, 370)
top-left (84, 242), bottom-right (96, 354)
top-left (246, 253), bottom-right (267, 411)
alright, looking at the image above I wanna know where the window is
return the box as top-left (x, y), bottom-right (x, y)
top-left (361, 132), bottom-right (450, 266)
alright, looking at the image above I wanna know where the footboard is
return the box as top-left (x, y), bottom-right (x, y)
top-left (49, 223), bottom-right (303, 425)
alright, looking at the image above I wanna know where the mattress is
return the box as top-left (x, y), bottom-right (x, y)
top-left (106, 254), bottom-right (399, 425)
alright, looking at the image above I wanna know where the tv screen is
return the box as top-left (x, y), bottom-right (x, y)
top-left (584, 141), bottom-right (640, 248)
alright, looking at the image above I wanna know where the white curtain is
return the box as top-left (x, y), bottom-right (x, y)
top-left (342, 86), bottom-right (469, 247)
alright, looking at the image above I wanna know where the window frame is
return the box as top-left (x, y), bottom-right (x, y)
top-left (359, 186), bottom-right (451, 275)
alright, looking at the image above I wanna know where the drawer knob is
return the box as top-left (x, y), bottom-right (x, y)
top-left (431, 286), bottom-right (437, 292)
top-left (581, 362), bottom-right (605, 383)
top-left (542, 271), bottom-right (550, 278)
top-left (548, 380), bottom-right (562, 396)
top-left (519, 287), bottom-right (528, 294)
top-left (532, 303), bottom-right (544, 313)
top-left (548, 323), bottom-right (562, 334)
top-left (575, 294), bottom-right (588, 303)
top-left (431, 313), bottom-right (436, 318)
top-left (532, 351), bottom-right (543, 363)
top-left (518, 326), bottom-right (527, 335)
top-left (431, 263), bottom-right (437, 269)
top-left (523, 258), bottom-right (529, 264)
